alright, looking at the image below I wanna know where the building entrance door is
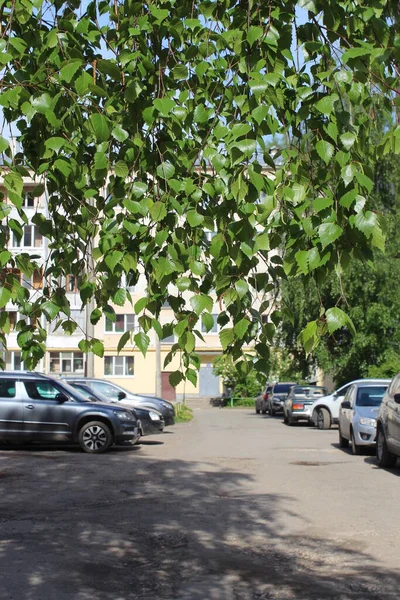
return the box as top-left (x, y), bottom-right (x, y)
top-left (161, 372), bottom-right (176, 402)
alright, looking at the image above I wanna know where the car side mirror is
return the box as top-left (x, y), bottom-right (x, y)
top-left (117, 391), bottom-right (127, 400)
top-left (394, 393), bottom-right (400, 404)
top-left (56, 392), bottom-right (68, 403)
top-left (341, 401), bottom-right (351, 409)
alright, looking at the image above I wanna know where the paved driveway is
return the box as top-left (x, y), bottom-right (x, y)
top-left (0, 409), bottom-right (399, 599)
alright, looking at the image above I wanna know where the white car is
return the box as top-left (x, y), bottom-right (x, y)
top-left (311, 378), bottom-right (390, 430)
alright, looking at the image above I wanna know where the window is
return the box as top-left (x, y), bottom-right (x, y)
top-left (23, 193), bottom-right (35, 208)
top-left (160, 334), bottom-right (175, 344)
top-left (201, 314), bottom-right (218, 333)
top-left (4, 351), bottom-right (23, 370)
top-left (24, 381), bottom-right (61, 400)
top-left (105, 314), bottom-right (135, 333)
top-left (356, 386), bottom-right (387, 407)
top-left (11, 225), bottom-right (42, 248)
top-left (104, 356), bottom-right (134, 376)
top-left (32, 269), bottom-right (44, 290)
top-left (0, 379), bottom-right (16, 398)
top-left (49, 352), bottom-right (85, 375)
top-left (61, 274), bottom-right (82, 293)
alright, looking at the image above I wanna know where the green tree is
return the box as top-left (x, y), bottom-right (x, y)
top-left (278, 152), bottom-right (400, 387)
top-left (0, 0), bottom-right (398, 382)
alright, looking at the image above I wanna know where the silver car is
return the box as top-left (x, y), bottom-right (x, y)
top-left (283, 385), bottom-right (328, 425)
top-left (338, 382), bottom-right (390, 455)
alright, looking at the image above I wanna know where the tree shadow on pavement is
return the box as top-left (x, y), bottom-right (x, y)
top-left (0, 446), bottom-right (398, 600)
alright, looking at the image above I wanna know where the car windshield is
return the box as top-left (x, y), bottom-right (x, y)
top-left (356, 386), bottom-right (387, 407)
top-left (293, 386), bottom-right (327, 398)
top-left (273, 384), bottom-right (292, 394)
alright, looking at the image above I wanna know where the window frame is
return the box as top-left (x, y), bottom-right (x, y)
top-left (49, 351), bottom-right (85, 375)
top-left (104, 314), bottom-right (135, 334)
top-left (104, 355), bottom-right (135, 377)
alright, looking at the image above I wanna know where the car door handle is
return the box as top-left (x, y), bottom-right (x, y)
top-left (25, 405), bottom-right (34, 410)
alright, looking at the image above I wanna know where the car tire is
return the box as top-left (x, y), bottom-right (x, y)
top-left (271, 407), bottom-right (276, 416)
top-left (351, 430), bottom-right (362, 455)
top-left (78, 421), bottom-right (113, 454)
top-left (376, 428), bottom-right (397, 468)
top-left (317, 408), bottom-right (331, 430)
top-left (256, 408), bottom-right (260, 414)
top-left (261, 409), bottom-right (267, 414)
top-left (283, 412), bottom-right (288, 424)
top-left (288, 414), bottom-right (295, 426)
top-left (338, 425), bottom-right (349, 448)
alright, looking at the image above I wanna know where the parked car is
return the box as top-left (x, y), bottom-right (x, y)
top-left (310, 378), bottom-right (390, 430)
top-left (338, 381), bottom-right (390, 455)
top-left (69, 382), bottom-right (165, 437)
top-left (64, 378), bottom-right (175, 426)
top-left (376, 372), bottom-right (400, 467)
top-left (0, 372), bottom-right (140, 453)
top-left (284, 385), bottom-right (328, 425)
top-left (255, 382), bottom-right (296, 415)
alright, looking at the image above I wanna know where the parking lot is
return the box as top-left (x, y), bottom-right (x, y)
top-left (0, 408), bottom-right (399, 600)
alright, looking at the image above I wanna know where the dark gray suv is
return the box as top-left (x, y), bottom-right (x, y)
top-left (0, 372), bottom-right (140, 453)
top-left (376, 372), bottom-right (400, 467)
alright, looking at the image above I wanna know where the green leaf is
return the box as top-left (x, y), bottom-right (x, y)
top-left (354, 211), bottom-right (377, 238)
top-left (134, 297), bottom-right (147, 314)
top-left (318, 223), bottom-right (343, 248)
top-left (219, 328), bottom-right (234, 350)
top-left (153, 98), bottom-right (175, 115)
top-left (41, 301), bottom-right (60, 320)
top-left (113, 288), bottom-right (127, 306)
top-left (187, 210), bottom-right (204, 227)
top-left (90, 308), bottom-right (102, 325)
top-left (308, 247), bottom-right (321, 271)
top-left (117, 331), bottom-right (131, 353)
top-left (340, 132), bottom-right (356, 150)
top-left (105, 251), bottom-right (123, 272)
top-left (115, 160), bottom-right (129, 178)
top-left (232, 139), bottom-right (257, 157)
top-left (354, 171), bottom-right (373, 193)
top-left (190, 294), bottom-right (213, 316)
top-left (247, 26), bottom-right (263, 47)
top-left (134, 332), bottom-right (150, 356)
top-left (193, 104), bottom-right (210, 123)
top-left (339, 189), bottom-right (358, 209)
top-left (313, 197), bottom-right (333, 213)
top-left (185, 331), bottom-right (196, 353)
top-left (342, 47), bottom-right (372, 63)
top-left (234, 318), bottom-right (250, 339)
top-left (169, 370), bottom-right (183, 387)
top-left (316, 140), bottom-right (335, 164)
top-left (92, 340), bottom-right (104, 358)
top-left (31, 93), bottom-right (52, 114)
top-left (60, 60), bottom-right (82, 83)
top-left (156, 162), bottom-right (175, 179)
top-left (341, 164), bottom-right (356, 187)
top-left (112, 125), bottom-right (129, 142)
top-left (201, 313), bottom-right (215, 332)
top-left (295, 250), bottom-right (309, 274)
top-left (326, 307), bottom-right (355, 336)
top-left (0, 287), bottom-right (11, 309)
top-left (254, 232), bottom-right (270, 251)
top-left (87, 113), bottom-right (110, 142)
top-left (150, 201), bottom-right (167, 222)
top-left (176, 277), bottom-right (191, 292)
top-left (235, 280), bottom-right (248, 299)
top-left (315, 94), bottom-right (338, 116)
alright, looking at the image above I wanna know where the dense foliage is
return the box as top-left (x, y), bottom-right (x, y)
top-left (0, 0), bottom-right (398, 382)
top-left (277, 152), bottom-right (400, 387)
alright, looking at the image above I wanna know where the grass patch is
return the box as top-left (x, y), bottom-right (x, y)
top-left (174, 404), bottom-right (194, 423)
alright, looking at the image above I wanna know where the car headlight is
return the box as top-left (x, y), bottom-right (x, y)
top-left (359, 417), bottom-right (377, 427)
top-left (149, 411), bottom-right (160, 421)
top-left (114, 410), bottom-right (135, 421)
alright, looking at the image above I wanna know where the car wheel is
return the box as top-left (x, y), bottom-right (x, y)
top-left (283, 412), bottom-right (288, 424)
top-left (376, 428), bottom-right (397, 468)
top-left (288, 414), bottom-right (295, 426)
top-left (338, 425), bottom-right (349, 448)
top-left (256, 408), bottom-right (260, 414)
top-left (79, 421), bottom-right (113, 454)
top-left (271, 407), bottom-right (276, 416)
top-left (317, 408), bottom-right (331, 430)
top-left (261, 409), bottom-right (267, 414)
top-left (351, 430), bottom-right (362, 455)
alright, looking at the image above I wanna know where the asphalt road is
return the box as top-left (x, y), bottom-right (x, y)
top-left (0, 408), bottom-right (399, 600)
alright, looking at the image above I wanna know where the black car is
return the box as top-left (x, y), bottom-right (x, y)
top-left (69, 383), bottom-right (165, 437)
top-left (0, 372), bottom-right (140, 453)
top-left (64, 378), bottom-right (175, 426)
top-left (376, 373), bottom-right (400, 467)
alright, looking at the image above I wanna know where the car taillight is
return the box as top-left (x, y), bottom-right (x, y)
top-left (264, 392), bottom-right (270, 400)
top-left (293, 403), bottom-right (304, 410)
